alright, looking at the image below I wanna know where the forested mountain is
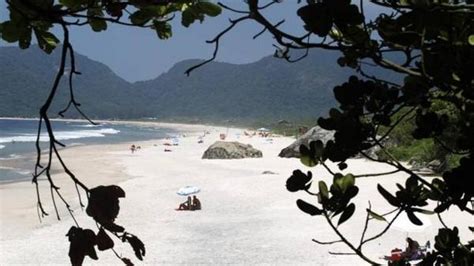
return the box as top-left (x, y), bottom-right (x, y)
top-left (1, 45), bottom-right (365, 124)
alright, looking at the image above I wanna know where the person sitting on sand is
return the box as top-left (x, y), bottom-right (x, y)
top-left (178, 196), bottom-right (192, 210)
top-left (192, 195), bottom-right (201, 210)
top-left (402, 237), bottom-right (422, 260)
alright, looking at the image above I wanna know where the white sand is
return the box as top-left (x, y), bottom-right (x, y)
top-left (0, 123), bottom-right (472, 265)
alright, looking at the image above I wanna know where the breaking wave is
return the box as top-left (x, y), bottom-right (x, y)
top-left (0, 128), bottom-right (120, 143)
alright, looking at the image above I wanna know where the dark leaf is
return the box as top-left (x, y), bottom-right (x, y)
top-left (122, 257), bottom-right (134, 266)
top-left (337, 162), bottom-right (347, 170)
top-left (337, 203), bottom-right (355, 226)
top-left (297, 4), bottom-right (332, 37)
top-left (296, 199), bottom-right (323, 216)
top-left (299, 144), bottom-right (318, 167)
top-left (125, 234), bottom-right (146, 261)
top-left (405, 175), bottom-right (418, 191)
top-left (96, 228), bottom-right (114, 251)
top-left (34, 29), bottom-right (59, 54)
top-left (411, 208), bottom-right (434, 215)
top-left (66, 227), bottom-right (98, 265)
top-left (434, 201), bottom-right (450, 213)
top-left (377, 184), bottom-right (400, 207)
top-left (86, 185), bottom-right (126, 232)
top-left (367, 209), bottom-right (387, 222)
top-left (333, 173), bottom-right (355, 193)
top-left (153, 21), bottom-right (172, 40)
top-left (89, 19), bottom-right (107, 32)
top-left (102, 222), bottom-right (125, 233)
top-left (196, 2), bottom-right (222, 17)
top-left (406, 210), bottom-right (423, 226)
top-left (318, 181), bottom-right (329, 200)
top-left (286, 170), bottom-right (312, 192)
top-left (130, 9), bottom-right (152, 25)
top-left (434, 227), bottom-right (460, 252)
top-left (344, 186), bottom-right (359, 199)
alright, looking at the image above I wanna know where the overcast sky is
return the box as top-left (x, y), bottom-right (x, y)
top-left (1, 1), bottom-right (383, 82)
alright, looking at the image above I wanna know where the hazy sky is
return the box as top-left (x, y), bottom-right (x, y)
top-left (1, 1), bottom-right (383, 82)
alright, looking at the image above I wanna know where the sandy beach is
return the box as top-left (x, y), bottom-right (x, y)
top-left (0, 122), bottom-right (472, 265)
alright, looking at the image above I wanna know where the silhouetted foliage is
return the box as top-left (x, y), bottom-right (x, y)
top-left (1, 0), bottom-right (473, 265)
top-left (66, 227), bottom-right (98, 265)
top-left (186, 0), bottom-right (473, 264)
top-left (1, 0), bottom-right (222, 264)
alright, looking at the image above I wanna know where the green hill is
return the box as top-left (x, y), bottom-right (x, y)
top-left (1, 46), bottom-right (364, 124)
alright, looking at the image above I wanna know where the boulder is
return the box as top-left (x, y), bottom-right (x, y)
top-left (278, 126), bottom-right (333, 158)
top-left (202, 141), bottom-right (262, 159)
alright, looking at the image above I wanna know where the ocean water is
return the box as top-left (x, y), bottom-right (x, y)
top-left (0, 119), bottom-right (177, 182)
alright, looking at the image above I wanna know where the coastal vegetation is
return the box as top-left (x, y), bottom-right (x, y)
top-left (1, 0), bottom-right (473, 265)
top-left (0, 46), bottom-right (342, 122)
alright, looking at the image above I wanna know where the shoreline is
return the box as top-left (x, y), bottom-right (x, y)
top-left (0, 116), bottom-right (232, 130)
top-left (1, 122), bottom-right (472, 264)
top-left (0, 122), bottom-right (225, 239)
top-left (0, 119), bottom-right (227, 185)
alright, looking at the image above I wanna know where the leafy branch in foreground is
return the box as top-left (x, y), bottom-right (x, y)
top-left (1, 0), bottom-right (222, 264)
top-left (187, 0), bottom-right (473, 264)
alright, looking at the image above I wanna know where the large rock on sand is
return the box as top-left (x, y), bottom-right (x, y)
top-left (202, 141), bottom-right (262, 159)
top-left (279, 126), bottom-right (333, 158)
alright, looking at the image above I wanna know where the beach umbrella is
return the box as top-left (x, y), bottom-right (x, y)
top-left (386, 212), bottom-right (432, 233)
top-left (177, 186), bottom-right (200, 196)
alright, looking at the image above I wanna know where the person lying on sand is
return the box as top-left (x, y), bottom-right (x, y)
top-left (178, 196), bottom-right (192, 210)
top-left (383, 238), bottom-right (424, 263)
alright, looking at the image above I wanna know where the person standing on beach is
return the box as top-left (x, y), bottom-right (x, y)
top-left (130, 144), bottom-right (136, 154)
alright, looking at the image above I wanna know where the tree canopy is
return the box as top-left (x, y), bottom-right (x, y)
top-left (1, 0), bottom-right (474, 265)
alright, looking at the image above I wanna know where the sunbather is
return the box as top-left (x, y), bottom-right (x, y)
top-left (178, 196), bottom-right (192, 210)
top-left (402, 238), bottom-right (423, 260)
top-left (192, 195), bottom-right (201, 210)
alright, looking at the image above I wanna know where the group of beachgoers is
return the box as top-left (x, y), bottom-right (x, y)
top-left (243, 131), bottom-right (272, 138)
top-left (177, 195), bottom-right (201, 211)
top-left (130, 144), bottom-right (141, 153)
top-left (386, 237), bottom-right (427, 263)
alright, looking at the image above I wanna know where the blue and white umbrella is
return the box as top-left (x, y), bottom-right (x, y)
top-left (176, 186), bottom-right (200, 196)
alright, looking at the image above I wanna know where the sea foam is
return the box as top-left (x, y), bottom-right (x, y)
top-left (0, 128), bottom-right (120, 143)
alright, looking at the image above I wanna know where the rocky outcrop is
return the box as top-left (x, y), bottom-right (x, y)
top-left (278, 126), bottom-right (333, 158)
top-left (202, 141), bottom-right (263, 159)
top-left (409, 159), bottom-right (445, 175)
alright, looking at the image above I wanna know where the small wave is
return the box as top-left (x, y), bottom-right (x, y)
top-left (0, 154), bottom-right (23, 160)
top-left (0, 128), bottom-right (120, 143)
top-left (0, 144), bottom-right (5, 149)
top-left (76, 124), bottom-right (100, 128)
top-left (15, 170), bottom-right (31, 175)
top-left (68, 143), bottom-right (85, 147)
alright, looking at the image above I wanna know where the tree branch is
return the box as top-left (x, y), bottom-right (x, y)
top-left (185, 16), bottom-right (250, 75)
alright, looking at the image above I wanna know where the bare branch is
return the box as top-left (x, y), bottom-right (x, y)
top-left (358, 201), bottom-right (371, 248)
top-left (312, 238), bottom-right (343, 245)
top-left (360, 209), bottom-right (402, 246)
top-left (354, 169), bottom-right (401, 178)
top-left (218, 2), bottom-right (249, 14)
top-left (323, 211), bottom-right (379, 264)
top-left (185, 16), bottom-right (250, 75)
